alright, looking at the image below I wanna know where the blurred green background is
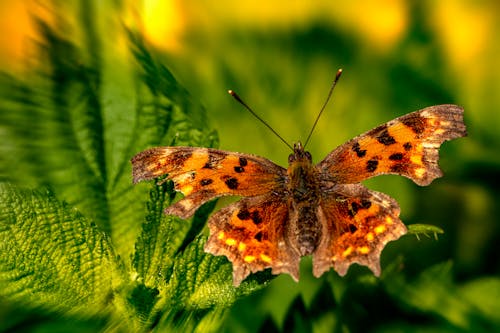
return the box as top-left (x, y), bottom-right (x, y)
top-left (1, 0), bottom-right (499, 332)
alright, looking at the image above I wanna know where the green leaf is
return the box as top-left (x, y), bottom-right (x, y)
top-left (0, 2), bottom-right (238, 331)
top-left (283, 296), bottom-right (313, 333)
top-left (0, 183), bottom-right (118, 316)
top-left (459, 277), bottom-right (500, 326)
top-left (383, 262), bottom-right (499, 331)
top-left (132, 182), bottom-right (182, 289)
top-left (258, 316), bottom-right (280, 333)
top-left (167, 235), bottom-right (246, 309)
top-left (0, 3), bottom-right (218, 262)
top-left (171, 235), bottom-right (227, 304)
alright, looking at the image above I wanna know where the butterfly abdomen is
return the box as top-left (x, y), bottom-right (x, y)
top-left (291, 203), bottom-right (322, 256)
top-left (286, 154), bottom-right (323, 256)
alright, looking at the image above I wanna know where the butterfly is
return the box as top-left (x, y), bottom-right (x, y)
top-left (131, 72), bottom-right (467, 286)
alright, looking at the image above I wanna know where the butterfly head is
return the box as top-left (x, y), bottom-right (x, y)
top-left (288, 142), bottom-right (312, 164)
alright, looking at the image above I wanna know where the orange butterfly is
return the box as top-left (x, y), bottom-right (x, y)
top-left (131, 71), bottom-right (466, 286)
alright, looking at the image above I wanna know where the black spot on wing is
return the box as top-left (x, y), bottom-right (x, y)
top-left (348, 199), bottom-right (372, 218)
top-left (361, 199), bottom-right (372, 209)
top-left (376, 127), bottom-right (397, 145)
top-left (366, 159), bottom-right (379, 172)
top-left (402, 115), bottom-right (426, 134)
top-left (403, 142), bottom-right (412, 151)
top-left (389, 153), bottom-right (404, 161)
top-left (251, 211), bottom-right (262, 224)
top-left (254, 231), bottom-right (263, 242)
top-left (224, 177), bottom-right (239, 190)
top-left (351, 202), bottom-right (359, 216)
top-left (236, 208), bottom-right (262, 225)
top-left (352, 142), bottom-right (367, 158)
top-left (237, 209), bottom-right (250, 220)
top-left (239, 157), bottom-right (248, 167)
top-left (200, 178), bottom-right (213, 186)
top-left (234, 166), bottom-right (245, 173)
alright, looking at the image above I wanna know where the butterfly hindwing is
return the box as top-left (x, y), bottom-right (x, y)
top-left (205, 194), bottom-right (300, 286)
top-left (313, 184), bottom-right (407, 277)
top-left (132, 147), bottom-right (286, 218)
top-left (318, 105), bottom-right (466, 185)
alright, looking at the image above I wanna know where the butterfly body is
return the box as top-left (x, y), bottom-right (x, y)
top-left (285, 142), bottom-right (323, 256)
top-left (132, 104), bottom-right (466, 286)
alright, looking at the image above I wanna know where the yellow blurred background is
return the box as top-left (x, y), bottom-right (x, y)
top-left (2, 0), bottom-right (488, 62)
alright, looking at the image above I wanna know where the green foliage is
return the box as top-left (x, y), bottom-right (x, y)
top-left (382, 262), bottom-right (500, 332)
top-left (247, 264), bottom-right (500, 332)
top-left (0, 3), bottom-right (263, 332)
top-left (0, 183), bottom-right (117, 316)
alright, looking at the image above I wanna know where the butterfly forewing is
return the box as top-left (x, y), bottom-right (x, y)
top-left (318, 105), bottom-right (466, 186)
top-left (132, 147), bottom-right (286, 218)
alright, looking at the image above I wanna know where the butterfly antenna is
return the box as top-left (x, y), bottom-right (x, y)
top-left (303, 68), bottom-right (343, 148)
top-left (228, 90), bottom-right (294, 151)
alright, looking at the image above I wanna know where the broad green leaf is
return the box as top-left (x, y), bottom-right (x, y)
top-left (0, 1), bottom-right (218, 262)
top-left (0, 183), bottom-right (118, 316)
top-left (132, 182), bottom-right (180, 289)
top-left (132, 182), bottom-right (221, 292)
top-left (167, 235), bottom-right (259, 309)
top-left (0, 2), bottom-right (234, 331)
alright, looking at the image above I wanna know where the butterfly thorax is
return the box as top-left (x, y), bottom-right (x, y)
top-left (286, 142), bottom-right (322, 256)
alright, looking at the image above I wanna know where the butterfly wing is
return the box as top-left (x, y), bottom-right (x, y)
top-left (205, 194), bottom-right (300, 286)
top-left (317, 105), bottom-right (466, 185)
top-left (313, 184), bottom-right (407, 277)
top-left (132, 147), bottom-right (286, 218)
